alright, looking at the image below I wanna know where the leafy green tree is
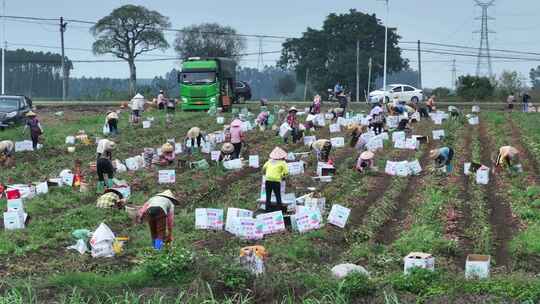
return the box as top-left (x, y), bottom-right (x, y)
top-left (174, 23), bottom-right (246, 61)
top-left (279, 9), bottom-right (407, 99)
top-left (91, 5), bottom-right (170, 96)
top-left (432, 87), bottom-right (451, 98)
top-left (529, 65), bottom-right (540, 90)
top-left (276, 74), bottom-right (297, 98)
top-left (497, 70), bottom-right (523, 98)
top-left (456, 75), bottom-right (494, 101)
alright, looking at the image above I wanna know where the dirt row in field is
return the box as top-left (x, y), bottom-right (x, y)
top-left (375, 122), bottom-right (436, 245)
top-left (505, 114), bottom-right (540, 181)
top-left (455, 128), bottom-right (475, 266)
top-left (477, 121), bottom-right (517, 269)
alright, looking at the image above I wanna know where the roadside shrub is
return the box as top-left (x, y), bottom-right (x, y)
top-left (141, 245), bottom-right (194, 282)
top-left (339, 272), bottom-right (376, 298)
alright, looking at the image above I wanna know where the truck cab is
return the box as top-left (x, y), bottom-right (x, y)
top-left (179, 57), bottom-right (236, 112)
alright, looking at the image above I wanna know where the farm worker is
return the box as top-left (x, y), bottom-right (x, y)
top-left (430, 147), bottom-right (454, 173)
top-left (219, 142), bottom-right (234, 161)
top-left (285, 107), bottom-right (300, 144)
top-left (370, 104), bottom-right (385, 135)
top-left (356, 151), bottom-right (375, 172)
top-left (522, 92), bottom-right (531, 112)
top-left (229, 119), bottom-right (245, 159)
top-left (0, 140), bottom-right (14, 167)
top-left (137, 190), bottom-right (178, 248)
top-left (334, 82), bottom-right (343, 96)
top-left (506, 93), bottom-right (516, 111)
top-left (24, 111), bottom-right (43, 150)
top-left (338, 92), bottom-right (348, 112)
top-left (303, 113), bottom-right (316, 132)
top-left (157, 89), bottom-right (166, 110)
top-left (311, 139), bottom-right (332, 162)
top-left (159, 142), bottom-right (175, 165)
top-left (256, 111), bottom-right (270, 130)
top-left (96, 139), bottom-right (115, 160)
top-left (348, 124), bottom-right (368, 150)
top-left (105, 111), bottom-right (119, 136)
top-left (495, 146), bottom-right (520, 171)
top-left (426, 95), bottom-right (436, 112)
top-left (329, 107), bottom-right (344, 121)
top-left (96, 154), bottom-right (115, 193)
top-left (185, 127), bottom-right (205, 150)
top-left (96, 188), bottom-right (126, 209)
top-left (129, 93), bottom-right (146, 124)
top-left (262, 147), bottom-right (289, 213)
top-left (418, 99), bottom-right (429, 118)
top-left (396, 118), bottom-right (410, 131)
top-left (309, 94), bottom-right (322, 114)
top-left (448, 106), bottom-right (461, 118)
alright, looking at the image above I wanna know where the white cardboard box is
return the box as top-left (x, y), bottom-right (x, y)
top-left (142, 121), bottom-right (151, 128)
top-left (225, 208), bottom-right (254, 234)
top-left (404, 252), bottom-right (435, 274)
top-left (7, 199), bottom-right (24, 212)
top-left (330, 137), bottom-right (345, 148)
top-left (158, 170), bottom-right (176, 184)
top-left (256, 211), bottom-right (286, 235)
top-left (465, 254), bottom-right (490, 279)
top-left (328, 204), bottom-right (351, 228)
top-left (195, 208), bottom-right (224, 230)
top-left (249, 155), bottom-right (260, 168)
top-left (3, 211), bottom-right (26, 230)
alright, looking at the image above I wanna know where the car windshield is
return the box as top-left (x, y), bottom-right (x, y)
top-left (0, 98), bottom-right (18, 111)
top-left (181, 72), bottom-right (216, 84)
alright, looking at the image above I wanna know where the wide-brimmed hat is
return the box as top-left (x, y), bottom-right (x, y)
top-left (430, 149), bottom-right (440, 159)
top-left (104, 188), bottom-right (123, 199)
top-left (231, 119), bottom-right (243, 127)
top-left (26, 111), bottom-right (37, 117)
top-left (360, 151), bottom-right (374, 160)
top-left (221, 142), bottom-right (234, 153)
top-left (288, 107), bottom-right (298, 113)
top-left (269, 147), bottom-right (287, 160)
top-left (161, 143), bottom-right (174, 153)
top-left (156, 190), bottom-right (178, 204)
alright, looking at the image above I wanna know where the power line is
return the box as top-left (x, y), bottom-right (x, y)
top-left (400, 41), bottom-right (540, 57)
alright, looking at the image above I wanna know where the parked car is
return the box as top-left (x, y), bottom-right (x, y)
top-left (0, 95), bottom-right (32, 128)
top-left (369, 84), bottom-right (423, 104)
top-left (234, 81), bottom-right (252, 103)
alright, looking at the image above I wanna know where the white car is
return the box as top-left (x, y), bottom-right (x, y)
top-left (369, 84), bottom-right (424, 104)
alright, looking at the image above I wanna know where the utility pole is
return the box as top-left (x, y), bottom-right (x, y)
top-left (417, 40), bottom-right (422, 89)
top-left (2, 0), bottom-right (5, 95)
top-left (367, 57), bottom-right (372, 102)
top-left (474, 0), bottom-right (495, 78)
top-left (451, 59), bottom-right (457, 91)
top-left (356, 39), bottom-right (360, 102)
top-left (60, 16), bottom-right (67, 101)
top-left (303, 68), bottom-right (309, 101)
top-left (256, 37), bottom-right (264, 71)
top-left (383, 0), bottom-right (389, 91)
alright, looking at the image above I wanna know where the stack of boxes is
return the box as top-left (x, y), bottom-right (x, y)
top-left (3, 188), bottom-right (27, 230)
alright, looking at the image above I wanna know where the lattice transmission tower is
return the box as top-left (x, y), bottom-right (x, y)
top-left (474, 0), bottom-right (495, 78)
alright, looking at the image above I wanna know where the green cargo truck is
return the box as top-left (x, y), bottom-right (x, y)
top-left (179, 57), bottom-right (236, 112)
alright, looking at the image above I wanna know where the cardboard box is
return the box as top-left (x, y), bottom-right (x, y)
top-left (195, 208), bottom-right (224, 230)
top-left (287, 161), bottom-right (304, 176)
top-left (256, 211), bottom-right (286, 235)
top-left (3, 211), bottom-right (26, 230)
top-left (7, 198), bottom-right (24, 212)
top-left (329, 123), bottom-right (341, 133)
top-left (249, 155), bottom-right (259, 168)
top-left (225, 208), bottom-right (253, 234)
top-left (404, 252), bottom-right (435, 274)
top-left (158, 170), bottom-right (176, 184)
top-left (465, 254), bottom-right (490, 279)
top-left (142, 121), bottom-right (151, 128)
top-left (330, 137), bottom-right (345, 148)
top-left (328, 204), bottom-right (351, 228)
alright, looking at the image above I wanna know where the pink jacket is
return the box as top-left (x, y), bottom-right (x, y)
top-left (230, 126), bottom-right (244, 144)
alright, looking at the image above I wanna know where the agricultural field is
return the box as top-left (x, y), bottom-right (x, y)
top-left (0, 104), bottom-right (540, 304)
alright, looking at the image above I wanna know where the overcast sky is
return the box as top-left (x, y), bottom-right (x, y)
top-left (4, 0), bottom-right (540, 88)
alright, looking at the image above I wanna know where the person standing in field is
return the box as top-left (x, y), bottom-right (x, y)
top-left (105, 111), bottom-right (119, 136)
top-left (129, 93), bottom-right (146, 124)
top-left (522, 92), bottom-right (531, 113)
top-left (185, 127), bottom-right (205, 151)
top-left (0, 140), bottom-right (14, 167)
top-left (156, 89), bottom-right (167, 110)
top-left (228, 119), bottom-right (245, 159)
top-left (370, 103), bottom-right (385, 135)
top-left (285, 107), bottom-right (300, 144)
top-left (137, 190), bottom-right (178, 249)
top-left (24, 111), bottom-right (43, 150)
top-left (507, 93), bottom-right (516, 111)
top-left (96, 139), bottom-right (115, 160)
top-left (309, 94), bottom-right (322, 115)
top-left (262, 147), bottom-right (289, 213)
top-left (426, 95), bottom-right (436, 112)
